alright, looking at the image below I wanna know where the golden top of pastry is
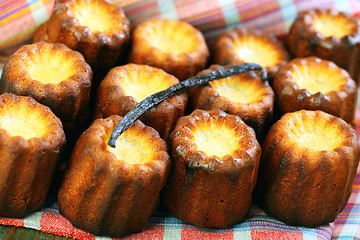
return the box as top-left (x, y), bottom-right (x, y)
top-left (69, 0), bottom-right (128, 35)
top-left (209, 72), bottom-right (268, 104)
top-left (232, 34), bottom-right (283, 67)
top-left (115, 64), bottom-right (178, 102)
top-left (276, 110), bottom-right (349, 152)
top-left (0, 93), bottom-right (64, 140)
top-left (107, 125), bottom-right (155, 165)
top-left (284, 57), bottom-right (349, 94)
top-left (135, 19), bottom-right (205, 54)
top-left (307, 9), bottom-right (358, 38)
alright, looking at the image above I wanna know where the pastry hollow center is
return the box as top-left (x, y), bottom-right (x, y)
top-left (71, 1), bottom-right (117, 33)
top-left (234, 35), bottom-right (281, 67)
top-left (210, 75), bottom-right (263, 104)
top-left (312, 14), bottom-right (357, 38)
top-left (192, 123), bottom-right (240, 158)
top-left (107, 128), bottom-right (154, 165)
top-left (28, 51), bottom-right (74, 84)
top-left (290, 62), bottom-right (345, 94)
top-left (146, 21), bottom-right (198, 54)
top-left (288, 115), bottom-right (343, 151)
top-left (119, 71), bottom-right (174, 102)
top-left (0, 104), bottom-right (49, 139)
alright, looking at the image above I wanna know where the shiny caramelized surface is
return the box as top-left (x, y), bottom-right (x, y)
top-left (118, 65), bottom-right (176, 102)
top-left (71, 0), bottom-right (119, 33)
top-left (210, 74), bottom-right (264, 104)
top-left (27, 48), bottom-right (75, 84)
top-left (192, 122), bottom-right (240, 158)
top-left (107, 127), bottom-right (154, 165)
top-left (289, 59), bottom-right (345, 94)
top-left (0, 100), bottom-right (50, 139)
top-left (311, 13), bottom-right (357, 38)
top-left (284, 111), bottom-right (344, 151)
top-left (144, 20), bottom-right (200, 54)
top-left (233, 35), bottom-right (282, 67)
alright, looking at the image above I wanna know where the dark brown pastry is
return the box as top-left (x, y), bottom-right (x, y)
top-left (189, 64), bottom-right (274, 141)
top-left (255, 110), bottom-right (360, 227)
top-left (162, 109), bottom-right (261, 228)
top-left (287, 8), bottom-right (360, 83)
top-left (0, 93), bottom-right (65, 218)
top-left (0, 41), bottom-right (92, 139)
top-left (58, 115), bottom-right (171, 237)
top-left (129, 19), bottom-right (209, 81)
top-left (273, 57), bottom-right (357, 124)
top-left (212, 27), bottom-right (290, 79)
top-left (94, 63), bottom-right (187, 139)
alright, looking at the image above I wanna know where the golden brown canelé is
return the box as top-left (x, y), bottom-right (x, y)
top-left (212, 27), bottom-right (290, 79)
top-left (129, 19), bottom-right (209, 81)
top-left (0, 41), bottom-right (92, 138)
top-left (255, 110), bottom-right (360, 227)
top-left (287, 8), bottom-right (360, 83)
top-left (273, 57), bottom-right (357, 124)
top-left (189, 64), bottom-right (274, 141)
top-left (162, 109), bottom-right (261, 228)
top-left (58, 115), bottom-right (171, 237)
top-left (0, 93), bottom-right (65, 218)
top-left (94, 63), bottom-right (187, 139)
top-left (33, 0), bottom-right (130, 75)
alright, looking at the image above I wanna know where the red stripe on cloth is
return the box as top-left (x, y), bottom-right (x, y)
top-left (181, 228), bottom-right (234, 240)
top-left (251, 230), bottom-right (303, 240)
top-left (40, 213), bottom-right (95, 240)
top-left (122, 225), bottom-right (164, 240)
top-left (0, 217), bottom-right (24, 227)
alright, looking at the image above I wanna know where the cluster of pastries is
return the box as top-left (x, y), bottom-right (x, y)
top-left (0, 0), bottom-right (360, 238)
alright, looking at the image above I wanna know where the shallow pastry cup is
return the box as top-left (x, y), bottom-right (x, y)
top-left (58, 115), bottom-right (170, 237)
top-left (162, 109), bottom-right (261, 228)
top-left (212, 27), bottom-right (290, 79)
top-left (94, 63), bottom-right (187, 139)
top-left (273, 57), bottom-right (357, 124)
top-left (287, 8), bottom-right (360, 83)
top-left (33, 0), bottom-right (130, 75)
top-left (129, 19), bottom-right (209, 81)
top-left (255, 110), bottom-right (360, 227)
top-left (0, 93), bottom-right (65, 218)
top-left (0, 41), bottom-right (92, 139)
top-left (189, 64), bottom-right (274, 141)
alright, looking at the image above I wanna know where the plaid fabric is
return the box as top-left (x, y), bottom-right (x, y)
top-left (0, 0), bottom-right (360, 239)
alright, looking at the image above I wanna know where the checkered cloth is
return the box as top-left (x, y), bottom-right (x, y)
top-left (0, 0), bottom-right (360, 239)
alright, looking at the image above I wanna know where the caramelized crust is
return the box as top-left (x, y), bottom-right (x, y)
top-left (58, 115), bottom-right (170, 237)
top-left (129, 19), bottom-right (209, 81)
top-left (94, 64), bottom-right (187, 139)
top-left (0, 42), bottom-right (92, 139)
top-left (212, 27), bottom-right (290, 78)
top-left (273, 57), bottom-right (357, 123)
top-left (33, 0), bottom-right (130, 74)
top-left (0, 93), bottom-right (65, 218)
top-left (162, 109), bottom-right (261, 228)
top-left (287, 8), bottom-right (360, 83)
top-left (189, 65), bottom-right (274, 141)
top-left (255, 110), bottom-right (360, 227)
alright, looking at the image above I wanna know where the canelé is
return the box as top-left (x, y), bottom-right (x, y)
top-left (33, 0), bottom-right (130, 75)
top-left (255, 110), bottom-right (360, 227)
top-left (287, 8), bottom-right (360, 83)
top-left (189, 64), bottom-right (274, 141)
top-left (58, 115), bottom-right (171, 237)
top-left (212, 27), bottom-right (290, 79)
top-left (273, 57), bottom-right (357, 123)
top-left (129, 19), bottom-right (209, 81)
top-left (0, 41), bottom-right (92, 139)
top-left (162, 109), bottom-right (261, 228)
top-left (0, 93), bottom-right (65, 218)
top-left (94, 63), bottom-right (187, 139)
